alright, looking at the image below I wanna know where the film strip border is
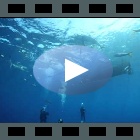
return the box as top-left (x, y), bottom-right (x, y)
top-left (0, 0), bottom-right (139, 17)
top-left (0, 123), bottom-right (139, 140)
top-left (7, 4), bottom-right (133, 14)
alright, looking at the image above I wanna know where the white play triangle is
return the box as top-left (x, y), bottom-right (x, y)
top-left (65, 59), bottom-right (88, 82)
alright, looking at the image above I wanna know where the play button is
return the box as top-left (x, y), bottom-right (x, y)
top-left (65, 59), bottom-right (88, 82)
top-left (33, 45), bottom-right (113, 94)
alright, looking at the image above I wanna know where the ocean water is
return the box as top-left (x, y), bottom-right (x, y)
top-left (0, 18), bottom-right (140, 123)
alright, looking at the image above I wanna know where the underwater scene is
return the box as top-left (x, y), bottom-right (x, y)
top-left (0, 18), bottom-right (140, 123)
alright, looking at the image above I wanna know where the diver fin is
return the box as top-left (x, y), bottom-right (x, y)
top-left (45, 99), bottom-right (51, 105)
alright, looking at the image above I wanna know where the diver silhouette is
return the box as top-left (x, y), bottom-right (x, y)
top-left (40, 106), bottom-right (49, 123)
top-left (80, 103), bottom-right (86, 123)
top-left (112, 61), bottom-right (133, 77)
top-left (58, 118), bottom-right (63, 123)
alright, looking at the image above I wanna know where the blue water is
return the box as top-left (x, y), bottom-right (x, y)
top-left (0, 18), bottom-right (140, 123)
